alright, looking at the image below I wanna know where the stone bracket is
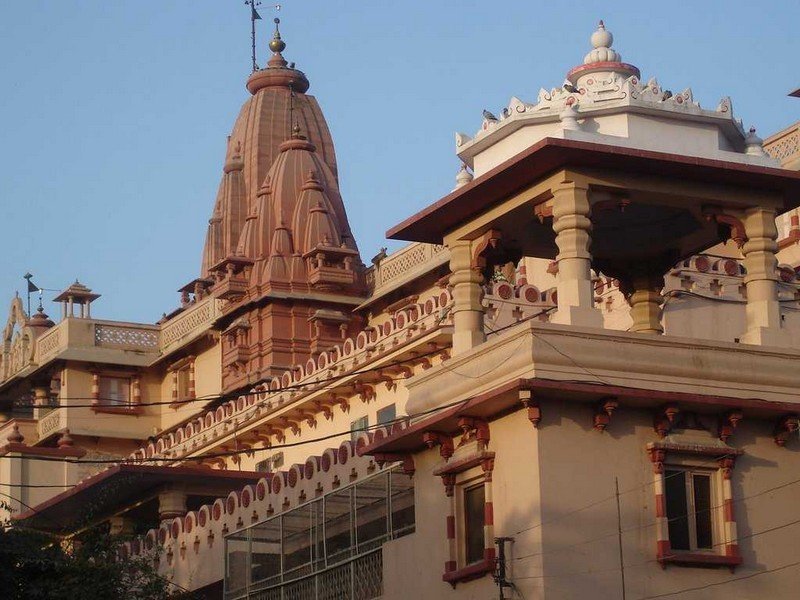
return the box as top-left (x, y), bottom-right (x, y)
top-left (423, 431), bottom-right (455, 461)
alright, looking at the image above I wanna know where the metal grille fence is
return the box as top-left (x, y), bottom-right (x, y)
top-left (224, 467), bottom-right (413, 600)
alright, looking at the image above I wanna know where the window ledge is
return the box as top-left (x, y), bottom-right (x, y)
top-left (91, 405), bottom-right (143, 416)
top-left (658, 552), bottom-right (741, 570)
top-left (442, 559), bottom-right (494, 587)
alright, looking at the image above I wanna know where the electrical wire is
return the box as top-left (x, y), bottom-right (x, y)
top-left (508, 453), bottom-right (738, 539)
top-left (512, 515), bottom-right (800, 583)
top-left (633, 560), bottom-right (800, 599)
top-left (513, 472), bottom-right (800, 563)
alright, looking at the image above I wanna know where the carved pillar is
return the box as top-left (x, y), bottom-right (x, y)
top-left (550, 182), bottom-right (603, 327)
top-left (91, 372), bottom-right (100, 405)
top-left (158, 488), bottom-right (188, 521)
top-left (449, 240), bottom-right (485, 354)
top-left (188, 360), bottom-right (196, 400)
top-left (109, 515), bottom-right (135, 536)
top-left (32, 385), bottom-right (49, 420)
top-left (623, 274), bottom-right (665, 334)
top-left (740, 206), bottom-right (788, 346)
top-left (131, 376), bottom-right (141, 405)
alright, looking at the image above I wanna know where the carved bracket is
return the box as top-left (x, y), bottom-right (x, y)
top-left (593, 398), bottom-right (619, 432)
top-left (534, 201), bottom-right (554, 224)
top-left (279, 417), bottom-right (301, 437)
top-left (774, 415), bottom-right (799, 447)
top-left (314, 401), bottom-right (334, 421)
top-left (457, 417), bottom-right (490, 448)
top-left (718, 410), bottom-right (743, 443)
top-left (702, 207), bottom-right (747, 249)
top-left (471, 228), bottom-right (522, 282)
top-left (519, 390), bottom-right (541, 428)
top-left (297, 410), bottom-right (317, 429)
top-left (423, 431), bottom-right (455, 461)
top-left (373, 452), bottom-right (415, 476)
top-left (653, 404), bottom-right (680, 438)
top-left (328, 393), bottom-right (350, 414)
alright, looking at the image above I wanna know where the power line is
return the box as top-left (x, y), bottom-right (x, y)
top-left (513, 472), bottom-right (800, 563)
top-left (634, 560), bottom-right (800, 599)
top-left (513, 515), bottom-right (800, 583)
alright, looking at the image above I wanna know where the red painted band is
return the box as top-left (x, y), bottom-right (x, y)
top-left (446, 515), bottom-right (455, 539)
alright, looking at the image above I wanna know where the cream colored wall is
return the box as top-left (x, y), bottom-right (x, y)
top-left (533, 402), bottom-right (800, 599)
top-left (158, 342), bottom-right (222, 433)
top-left (59, 366), bottom-right (158, 440)
top-left (385, 404), bottom-right (800, 599)
top-left (626, 114), bottom-right (730, 157)
top-left (382, 411), bottom-right (544, 600)
top-left (472, 121), bottom-right (562, 177)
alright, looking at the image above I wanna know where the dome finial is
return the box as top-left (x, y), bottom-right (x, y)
top-left (589, 19), bottom-right (615, 54)
top-left (269, 17), bottom-right (286, 54)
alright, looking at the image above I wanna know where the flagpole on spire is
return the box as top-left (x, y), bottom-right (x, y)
top-left (23, 273), bottom-right (39, 318)
top-left (245, 1), bottom-right (262, 72)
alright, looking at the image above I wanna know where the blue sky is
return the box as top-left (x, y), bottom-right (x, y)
top-left (0, 1), bottom-right (797, 323)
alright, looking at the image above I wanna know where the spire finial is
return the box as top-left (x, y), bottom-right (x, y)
top-left (269, 17), bottom-right (286, 54)
top-left (590, 19), bottom-right (614, 50)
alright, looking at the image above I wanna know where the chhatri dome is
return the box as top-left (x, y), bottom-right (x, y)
top-left (201, 18), bottom-right (356, 278)
top-left (455, 20), bottom-right (776, 178)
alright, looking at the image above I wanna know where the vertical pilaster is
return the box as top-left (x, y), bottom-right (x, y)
top-left (649, 449), bottom-right (670, 560)
top-left (719, 457), bottom-right (739, 558)
top-left (551, 182), bottom-right (603, 327)
top-left (91, 372), bottom-right (100, 405)
top-left (443, 474), bottom-right (457, 573)
top-left (171, 370), bottom-right (179, 404)
top-left (482, 458), bottom-right (496, 563)
top-left (740, 206), bottom-right (788, 346)
top-left (132, 376), bottom-right (141, 405)
top-left (449, 240), bottom-right (485, 355)
top-left (188, 361), bottom-right (196, 400)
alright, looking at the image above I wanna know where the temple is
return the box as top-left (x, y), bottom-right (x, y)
top-left (2, 19), bottom-right (800, 600)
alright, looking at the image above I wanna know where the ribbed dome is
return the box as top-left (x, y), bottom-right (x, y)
top-left (201, 141), bottom-right (248, 273)
top-left (200, 35), bottom-right (338, 278)
top-left (250, 129), bottom-right (360, 289)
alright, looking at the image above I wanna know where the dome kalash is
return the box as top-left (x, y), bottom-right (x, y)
top-left (455, 20), bottom-right (773, 178)
top-left (191, 19), bottom-right (365, 390)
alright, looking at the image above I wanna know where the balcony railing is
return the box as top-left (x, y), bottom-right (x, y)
top-left (366, 243), bottom-right (448, 296)
top-left (160, 296), bottom-right (223, 356)
top-left (224, 467), bottom-right (414, 600)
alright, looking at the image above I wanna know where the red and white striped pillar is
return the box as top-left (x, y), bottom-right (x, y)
top-left (482, 457), bottom-right (496, 563)
top-left (171, 370), bottom-right (178, 404)
top-left (719, 456), bottom-right (739, 558)
top-left (132, 376), bottom-right (141, 405)
top-left (649, 448), bottom-right (670, 560)
top-left (442, 474), bottom-right (457, 573)
top-left (188, 361), bottom-right (196, 400)
top-left (91, 372), bottom-right (100, 404)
